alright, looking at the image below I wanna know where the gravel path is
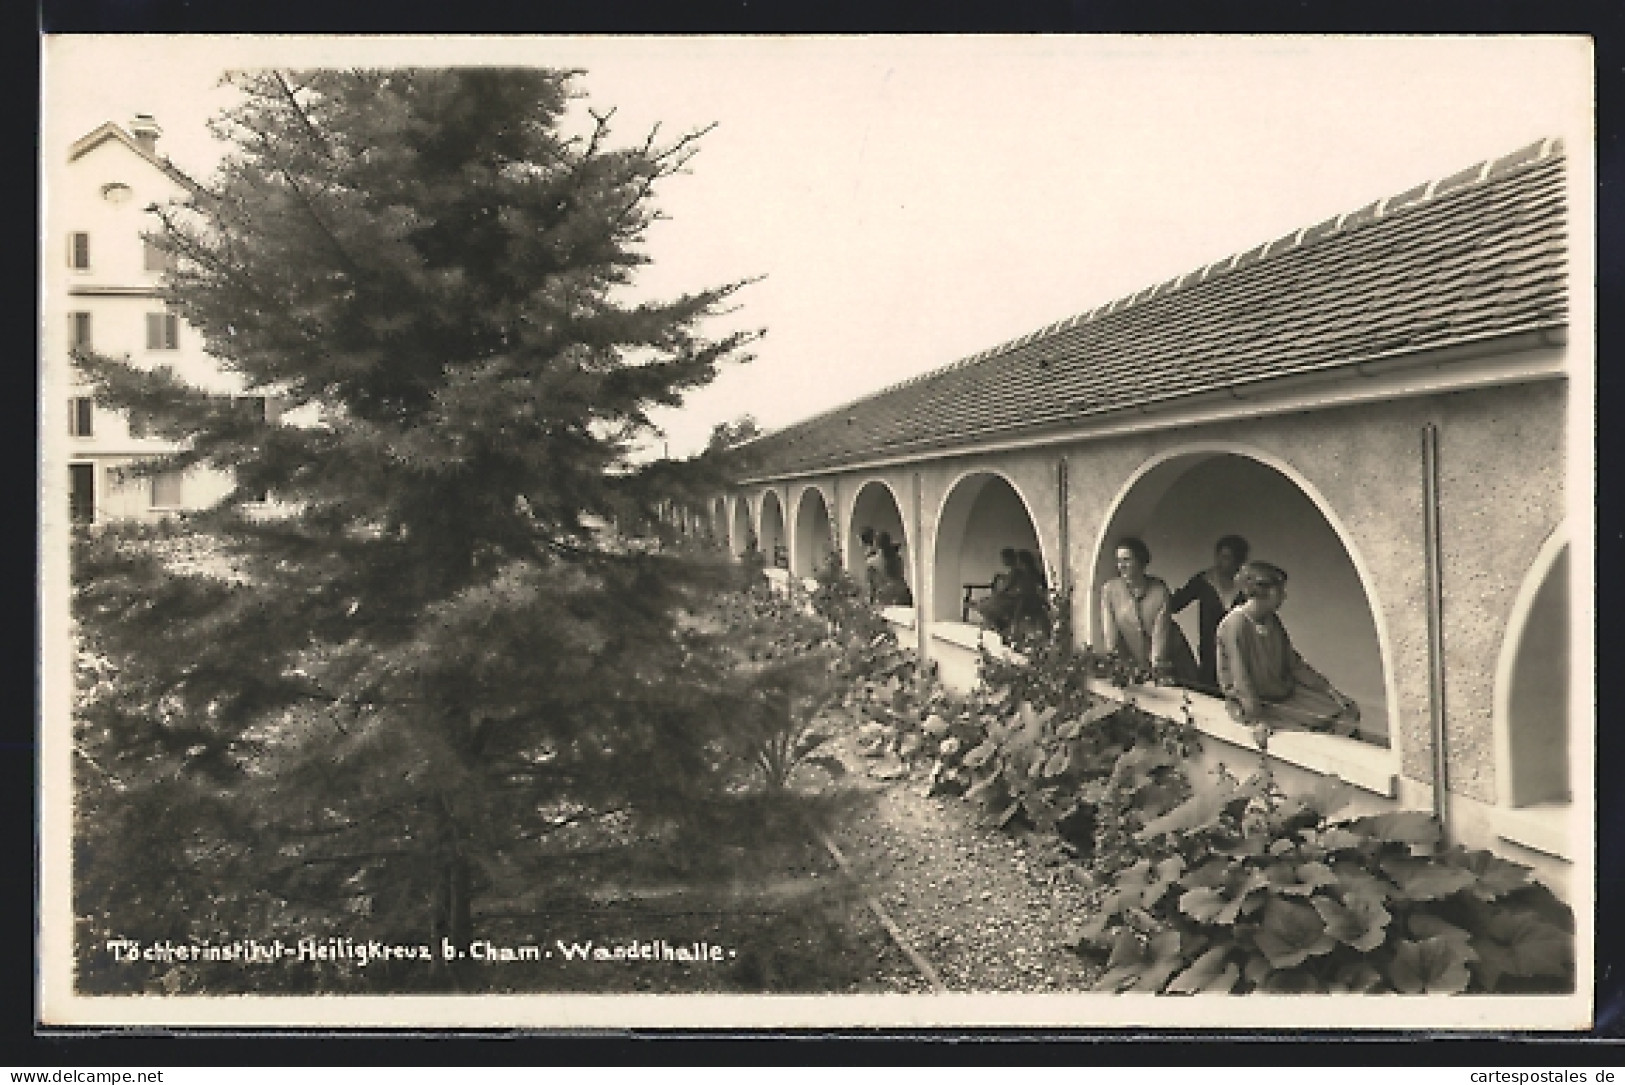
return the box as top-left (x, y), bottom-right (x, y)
top-left (821, 729), bottom-right (1104, 993)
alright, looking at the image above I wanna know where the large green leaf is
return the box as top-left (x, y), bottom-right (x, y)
top-left (1408, 912), bottom-right (1473, 947)
top-left (1136, 780), bottom-right (1238, 841)
top-left (1243, 953), bottom-right (1274, 989)
top-left (1068, 913), bottom-right (1112, 948)
top-left (1451, 848), bottom-right (1533, 901)
top-left (1264, 861), bottom-right (1338, 897)
top-left (1380, 856), bottom-right (1478, 901)
top-left (1469, 908), bottom-right (1573, 989)
top-left (1330, 860), bottom-right (1397, 902)
top-left (1166, 947), bottom-right (1241, 994)
top-left (1115, 858), bottom-right (1154, 889)
top-left (1252, 897), bottom-right (1336, 969)
top-left (1041, 748), bottom-right (1072, 779)
top-left (1388, 936), bottom-right (1474, 994)
top-left (1016, 701), bottom-right (1056, 741)
top-left (961, 740), bottom-right (998, 771)
top-left (1179, 868), bottom-right (1266, 927)
top-left (1329, 961), bottom-right (1388, 994)
top-left (964, 774), bottom-right (1006, 810)
top-left (1123, 905), bottom-right (1161, 935)
top-left (1348, 810), bottom-right (1441, 846)
top-left (1096, 887), bottom-right (1133, 922)
top-left (1093, 929), bottom-right (1149, 992)
top-left (1137, 856), bottom-right (1186, 909)
top-left (1312, 826), bottom-right (1366, 853)
top-left (1179, 887), bottom-right (1230, 924)
top-left (1110, 744), bottom-right (1176, 784)
top-left (1129, 930), bottom-right (1188, 993)
top-left (1180, 858), bottom-right (1233, 890)
top-left (1261, 968), bottom-right (1322, 993)
top-left (1311, 893), bottom-right (1390, 952)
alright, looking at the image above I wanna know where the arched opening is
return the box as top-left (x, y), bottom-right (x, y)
top-left (1091, 450), bottom-right (1392, 746)
top-left (1499, 540), bottom-right (1570, 809)
top-left (932, 472), bottom-right (1045, 626)
top-left (730, 496), bottom-right (753, 557)
top-left (759, 490), bottom-right (787, 569)
top-left (847, 480), bottom-right (912, 600)
top-left (792, 487), bottom-right (835, 577)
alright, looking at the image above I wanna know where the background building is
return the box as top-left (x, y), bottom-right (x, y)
top-left (47, 115), bottom-right (266, 526)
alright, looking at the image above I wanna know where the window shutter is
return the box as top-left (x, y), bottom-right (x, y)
top-left (143, 239), bottom-right (169, 272)
top-left (150, 471), bottom-right (183, 508)
top-left (147, 313), bottom-right (178, 350)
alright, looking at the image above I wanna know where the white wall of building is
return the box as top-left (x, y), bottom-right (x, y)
top-left (48, 121), bottom-right (251, 525)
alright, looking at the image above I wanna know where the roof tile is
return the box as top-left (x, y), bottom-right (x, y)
top-left (735, 146), bottom-right (1567, 478)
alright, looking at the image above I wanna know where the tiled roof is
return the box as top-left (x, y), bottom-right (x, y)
top-left (735, 139), bottom-right (1567, 480)
top-left (70, 122), bottom-right (205, 195)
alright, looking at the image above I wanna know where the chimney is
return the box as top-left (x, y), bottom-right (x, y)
top-left (129, 114), bottom-right (161, 154)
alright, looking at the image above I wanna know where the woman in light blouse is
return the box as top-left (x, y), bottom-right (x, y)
top-left (1099, 537), bottom-right (1197, 684)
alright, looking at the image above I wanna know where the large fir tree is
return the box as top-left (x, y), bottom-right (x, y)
top-left (71, 69), bottom-right (759, 992)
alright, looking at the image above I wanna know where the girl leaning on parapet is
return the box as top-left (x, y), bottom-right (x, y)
top-left (1215, 560), bottom-right (1360, 747)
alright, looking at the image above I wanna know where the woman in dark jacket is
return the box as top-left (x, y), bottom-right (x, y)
top-left (873, 531), bottom-right (913, 606)
top-left (1169, 535), bottom-right (1249, 694)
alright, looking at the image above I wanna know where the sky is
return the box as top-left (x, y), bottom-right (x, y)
top-left (42, 35), bottom-right (1591, 458)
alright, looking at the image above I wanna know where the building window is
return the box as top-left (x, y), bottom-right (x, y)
top-left (68, 397), bottom-right (94, 437)
top-left (146, 313), bottom-right (179, 351)
top-left (69, 312), bottom-right (92, 351)
top-left (143, 238), bottom-right (171, 272)
top-left (70, 464), bottom-right (95, 525)
top-left (150, 470), bottom-right (184, 509)
top-left (69, 232), bottom-right (90, 270)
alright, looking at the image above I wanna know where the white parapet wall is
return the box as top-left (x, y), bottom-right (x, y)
top-left (763, 567), bottom-right (792, 597)
top-left (883, 623), bottom-right (1572, 900)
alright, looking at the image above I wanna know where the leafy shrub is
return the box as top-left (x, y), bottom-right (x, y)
top-left (730, 654), bottom-right (847, 792)
top-left (968, 593), bottom-right (1573, 996)
top-left (948, 695), bottom-right (1196, 859)
top-left (1069, 763), bottom-right (1575, 994)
